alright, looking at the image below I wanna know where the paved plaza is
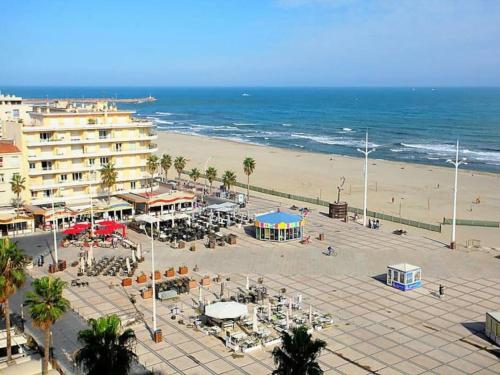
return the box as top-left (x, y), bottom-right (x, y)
top-left (23, 195), bottom-right (500, 374)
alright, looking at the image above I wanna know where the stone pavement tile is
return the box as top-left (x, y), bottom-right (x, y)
top-left (148, 362), bottom-right (178, 374)
top-left (489, 362), bottom-right (500, 373)
top-left (373, 351), bottom-right (404, 367)
top-left (425, 317), bottom-right (455, 329)
top-left (350, 342), bottom-right (380, 356)
top-left (398, 326), bottom-right (428, 339)
top-left (140, 351), bottom-right (164, 367)
top-left (336, 347), bottom-right (365, 361)
top-left (336, 363), bottom-right (371, 375)
top-left (474, 369), bottom-right (499, 375)
top-left (136, 342), bottom-right (151, 355)
top-left (157, 346), bottom-right (184, 360)
top-left (388, 345), bottom-right (419, 361)
top-left (169, 355), bottom-right (200, 371)
top-left (384, 331), bottom-right (412, 345)
top-left (409, 354), bottom-right (442, 370)
top-left (403, 340), bottom-right (434, 354)
top-left (424, 349), bottom-right (457, 364)
top-left (367, 324), bottom-right (395, 336)
top-left (190, 349), bottom-right (219, 364)
top-left (447, 358), bottom-right (483, 374)
top-left (177, 340), bottom-right (204, 354)
top-left (350, 328), bottom-right (378, 341)
top-left (319, 352), bottom-right (349, 368)
top-left (432, 365), bottom-right (468, 374)
top-left (357, 356), bottom-right (386, 372)
top-left (393, 360), bottom-right (426, 374)
top-left (377, 367), bottom-right (405, 375)
top-left (462, 351), bottom-right (499, 368)
top-left (224, 352), bottom-right (255, 367)
top-left (204, 358), bottom-right (236, 374)
top-left (168, 332), bottom-right (194, 345)
top-left (335, 333), bottom-right (362, 346)
top-left (369, 336), bottom-right (398, 350)
top-left (440, 342), bottom-right (473, 358)
top-left (183, 365), bottom-right (212, 374)
top-left (241, 362), bottom-right (271, 375)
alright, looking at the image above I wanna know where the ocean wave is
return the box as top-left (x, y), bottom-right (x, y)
top-left (400, 143), bottom-right (456, 153)
top-left (154, 119), bottom-right (174, 125)
top-left (282, 123), bottom-right (292, 127)
top-left (291, 133), bottom-right (379, 148)
top-left (342, 127), bottom-right (353, 132)
top-left (399, 142), bottom-right (500, 164)
top-left (232, 122), bottom-right (258, 126)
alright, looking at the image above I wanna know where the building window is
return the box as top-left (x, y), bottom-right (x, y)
top-left (100, 157), bottom-right (109, 165)
top-left (99, 130), bottom-right (108, 139)
top-left (0, 174), bottom-right (4, 183)
top-left (60, 174), bottom-right (67, 182)
top-left (13, 109), bottom-right (20, 118)
top-left (44, 190), bottom-right (52, 197)
top-left (29, 162), bottom-right (36, 170)
top-left (88, 158), bottom-right (95, 166)
top-left (41, 161), bottom-right (53, 171)
top-left (72, 172), bottom-right (83, 181)
top-left (130, 181), bottom-right (136, 189)
top-left (115, 143), bottom-right (122, 151)
top-left (0, 157), bottom-right (3, 167)
top-left (40, 132), bottom-right (52, 141)
top-left (31, 191), bottom-right (37, 198)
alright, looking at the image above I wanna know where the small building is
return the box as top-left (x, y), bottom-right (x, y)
top-left (386, 263), bottom-right (422, 291)
top-left (0, 140), bottom-right (24, 207)
top-left (485, 311), bottom-right (500, 345)
top-left (254, 211), bottom-right (304, 242)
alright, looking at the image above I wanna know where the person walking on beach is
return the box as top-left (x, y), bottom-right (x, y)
top-left (327, 246), bottom-right (335, 256)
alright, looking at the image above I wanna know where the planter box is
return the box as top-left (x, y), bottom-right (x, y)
top-left (188, 280), bottom-right (198, 290)
top-left (165, 268), bottom-right (175, 278)
top-left (153, 271), bottom-right (161, 281)
top-left (178, 241), bottom-right (186, 249)
top-left (122, 278), bottom-right (132, 287)
top-left (319, 233), bottom-right (325, 241)
top-left (190, 244), bottom-right (196, 251)
top-left (58, 259), bottom-right (67, 271)
top-left (178, 266), bottom-right (188, 275)
top-left (201, 276), bottom-right (211, 286)
top-left (227, 234), bottom-right (237, 245)
top-left (153, 329), bottom-right (163, 343)
top-left (137, 274), bottom-right (147, 284)
top-left (48, 264), bottom-right (58, 274)
top-left (142, 288), bottom-right (153, 299)
top-left (208, 241), bottom-right (216, 249)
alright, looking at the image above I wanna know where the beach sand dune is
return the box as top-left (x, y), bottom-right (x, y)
top-left (157, 132), bottom-right (500, 246)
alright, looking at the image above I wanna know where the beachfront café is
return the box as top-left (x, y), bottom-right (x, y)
top-left (386, 263), bottom-right (422, 291)
top-left (254, 211), bottom-right (304, 242)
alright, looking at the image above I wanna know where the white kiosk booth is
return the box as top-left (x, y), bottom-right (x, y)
top-left (386, 263), bottom-right (422, 291)
top-left (485, 311), bottom-right (500, 345)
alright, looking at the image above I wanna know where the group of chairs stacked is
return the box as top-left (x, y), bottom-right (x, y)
top-left (233, 285), bottom-right (269, 304)
top-left (154, 277), bottom-right (192, 296)
top-left (83, 256), bottom-right (138, 277)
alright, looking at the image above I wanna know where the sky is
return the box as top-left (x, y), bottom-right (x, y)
top-left (1, 0), bottom-right (499, 87)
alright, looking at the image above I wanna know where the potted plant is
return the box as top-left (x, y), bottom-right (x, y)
top-left (178, 265), bottom-right (188, 275)
top-left (137, 273), bottom-right (147, 284)
top-left (165, 267), bottom-right (175, 277)
top-left (188, 278), bottom-right (198, 290)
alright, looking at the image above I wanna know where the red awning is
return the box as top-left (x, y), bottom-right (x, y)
top-left (95, 227), bottom-right (114, 236)
top-left (74, 222), bottom-right (90, 230)
top-left (63, 228), bottom-right (82, 235)
top-left (97, 220), bottom-right (126, 237)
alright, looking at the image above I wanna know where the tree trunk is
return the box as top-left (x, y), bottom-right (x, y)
top-left (108, 189), bottom-right (111, 205)
top-left (43, 327), bottom-right (51, 375)
top-left (4, 299), bottom-right (12, 361)
top-left (247, 175), bottom-right (250, 201)
top-left (151, 176), bottom-right (154, 193)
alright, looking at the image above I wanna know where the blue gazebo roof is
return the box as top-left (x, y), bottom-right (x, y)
top-left (255, 211), bottom-right (302, 224)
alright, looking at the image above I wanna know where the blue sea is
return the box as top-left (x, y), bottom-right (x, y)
top-left (5, 87), bottom-right (500, 173)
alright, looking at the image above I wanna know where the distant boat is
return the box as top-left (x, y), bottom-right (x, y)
top-left (242, 93), bottom-right (250, 97)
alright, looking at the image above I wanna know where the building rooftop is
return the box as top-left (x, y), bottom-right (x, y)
top-left (0, 140), bottom-right (20, 154)
top-left (30, 101), bottom-right (134, 117)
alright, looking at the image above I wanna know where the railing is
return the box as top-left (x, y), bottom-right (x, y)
top-left (186, 171), bottom-right (443, 233)
top-left (442, 218), bottom-right (500, 228)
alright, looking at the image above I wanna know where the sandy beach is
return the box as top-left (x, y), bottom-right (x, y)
top-left (157, 132), bottom-right (500, 246)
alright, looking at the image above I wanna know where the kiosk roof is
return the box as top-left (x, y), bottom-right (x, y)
top-left (256, 211), bottom-right (302, 224)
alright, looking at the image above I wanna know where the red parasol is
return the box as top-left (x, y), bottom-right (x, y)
top-left (63, 227), bottom-right (82, 235)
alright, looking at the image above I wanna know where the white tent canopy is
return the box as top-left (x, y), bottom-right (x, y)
top-left (135, 213), bottom-right (191, 224)
top-left (205, 202), bottom-right (238, 213)
top-left (204, 302), bottom-right (248, 320)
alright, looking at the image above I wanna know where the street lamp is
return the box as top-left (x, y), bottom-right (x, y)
top-left (399, 197), bottom-right (405, 217)
top-left (357, 132), bottom-right (376, 227)
top-left (50, 187), bottom-right (64, 265)
top-left (446, 140), bottom-right (467, 249)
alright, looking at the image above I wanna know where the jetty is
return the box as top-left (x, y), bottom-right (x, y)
top-left (24, 95), bottom-right (156, 104)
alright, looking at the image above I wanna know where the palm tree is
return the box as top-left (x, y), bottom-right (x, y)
top-left (205, 166), bottom-right (217, 194)
top-left (146, 155), bottom-right (160, 193)
top-left (0, 238), bottom-right (27, 361)
top-left (189, 168), bottom-right (201, 185)
top-left (25, 276), bottom-right (70, 375)
top-left (243, 157), bottom-right (256, 200)
top-left (75, 314), bottom-right (138, 375)
top-left (272, 326), bottom-right (327, 375)
top-left (222, 170), bottom-right (237, 192)
top-left (100, 163), bottom-right (118, 205)
top-left (160, 154), bottom-right (172, 181)
top-left (174, 156), bottom-right (187, 181)
top-left (10, 173), bottom-right (26, 216)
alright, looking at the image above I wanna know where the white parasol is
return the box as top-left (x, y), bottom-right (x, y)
top-left (204, 302), bottom-right (248, 320)
top-left (131, 248), bottom-right (136, 263)
top-left (245, 276), bottom-right (249, 290)
top-left (252, 307), bottom-right (258, 332)
top-left (309, 305), bottom-right (312, 325)
top-left (268, 302), bottom-right (272, 321)
top-left (87, 245), bottom-right (94, 267)
top-left (136, 244), bottom-right (142, 259)
top-left (80, 256), bottom-right (85, 274)
top-left (126, 257), bottom-right (131, 274)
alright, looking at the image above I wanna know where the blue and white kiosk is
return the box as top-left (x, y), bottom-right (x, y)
top-left (386, 263), bottom-right (422, 291)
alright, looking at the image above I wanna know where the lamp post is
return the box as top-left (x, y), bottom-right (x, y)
top-left (50, 187), bottom-right (64, 265)
top-left (88, 168), bottom-right (96, 265)
top-left (446, 140), bottom-right (466, 249)
top-left (399, 197), bottom-right (405, 217)
top-left (150, 218), bottom-right (159, 340)
top-left (357, 132), bottom-right (376, 227)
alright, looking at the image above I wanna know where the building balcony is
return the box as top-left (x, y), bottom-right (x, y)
top-left (22, 120), bottom-right (154, 133)
top-left (30, 175), bottom-right (148, 192)
top-left (27, 146), bottom-right (158, 161)
top-left (28, 161), bottom-right (147, 176)
top-left (27, 134), bottom-right (158, 147)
